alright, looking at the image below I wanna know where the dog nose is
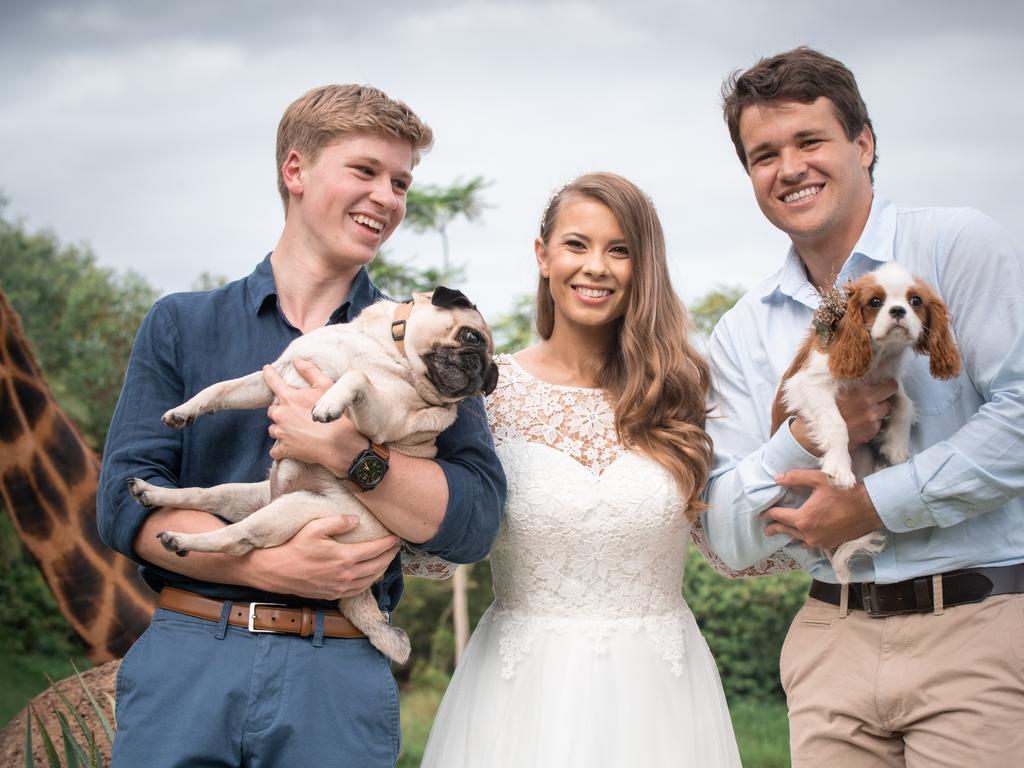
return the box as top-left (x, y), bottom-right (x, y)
top-left (890, 306), bottom-right (906, 319)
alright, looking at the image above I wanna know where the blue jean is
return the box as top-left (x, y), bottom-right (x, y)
top-left (112, 608), bottom-right (401, 767)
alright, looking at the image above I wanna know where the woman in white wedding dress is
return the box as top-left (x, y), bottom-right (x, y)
top-left (421, 173), bottom-right (743, 767)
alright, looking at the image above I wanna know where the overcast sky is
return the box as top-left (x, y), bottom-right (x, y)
top-left (2, 1), bottom-right (1022, 323)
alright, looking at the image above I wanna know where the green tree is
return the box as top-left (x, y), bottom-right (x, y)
top-left (367, 252), bottom-right (465, 300)
top-left (191, 271), bottom-right (228, 291)
top-left (689, 285), bottom-right (746, 338)
top-left (491, 295), bottom-right (536, 354)
top-left (404, 177), bottom-right (489, 282)
top-left (0, 200), bottom-right (157, 450)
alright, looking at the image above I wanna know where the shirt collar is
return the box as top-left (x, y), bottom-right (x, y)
top-left (247, 254), bottom-right (278, 313)
top-left (246, 253), bottom-right (381, 324)
top-left (760, 194), bottom-right (897, 307)
top-left (842, 195), bottom-right (897, 279)
top-left (329, 264), bottom-right (379, 324)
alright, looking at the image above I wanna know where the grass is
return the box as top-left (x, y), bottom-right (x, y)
top-left (0, 649), bottom-right (92, 727)
top-left (398, 684), bottom-right (445, 767)
top-left (731, 698), bottom-right (791, 768)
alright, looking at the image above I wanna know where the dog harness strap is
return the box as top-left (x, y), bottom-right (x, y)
top-left (391, 300), bottom-right (414, 357)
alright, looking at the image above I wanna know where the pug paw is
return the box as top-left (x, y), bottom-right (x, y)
top-left (162, 409), bottom-right (196, 429)
top-left (311, 403), bottom-right (342, 423)
top-left (158, 532), bottom-right (190, 557)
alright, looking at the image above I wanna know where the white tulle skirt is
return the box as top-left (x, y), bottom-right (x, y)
top-left (421, 606), bottom-right (742, 767)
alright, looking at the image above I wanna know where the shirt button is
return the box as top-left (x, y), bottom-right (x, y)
top-left (905, 517), bottom-right (917, 528)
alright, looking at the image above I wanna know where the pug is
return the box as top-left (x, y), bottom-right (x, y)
top-left (127, 287), bottom-right (498, 664)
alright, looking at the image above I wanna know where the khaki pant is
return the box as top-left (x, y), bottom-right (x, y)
top-left (781, 593), bottom-right (1024, 767)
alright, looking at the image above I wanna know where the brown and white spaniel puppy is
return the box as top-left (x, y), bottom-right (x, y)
top-left (770, 262), bottom-right (960, 580)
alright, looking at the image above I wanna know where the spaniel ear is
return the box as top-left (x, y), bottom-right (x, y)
top-left (828, 287), bottom-right (873, 380)
top-left (915, 283), bottom-right (961, 380)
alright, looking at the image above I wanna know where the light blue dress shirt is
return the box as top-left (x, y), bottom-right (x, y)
top-left (703, 196), bottom-right (1024, 584)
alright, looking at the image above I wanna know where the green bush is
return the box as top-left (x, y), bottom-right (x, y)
top-left (684, 544), bottom-right (808, 700)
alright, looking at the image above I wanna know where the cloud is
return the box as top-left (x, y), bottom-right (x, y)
top-left (1, 0), bottom-right (1021, 321)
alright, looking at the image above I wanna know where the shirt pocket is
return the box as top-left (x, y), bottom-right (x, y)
top-left (902, 358), bottom-right (964, 416)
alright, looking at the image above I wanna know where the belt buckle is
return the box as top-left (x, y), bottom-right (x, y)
top-left (860, 583), bottom-right (884, 616)
top-left (248, 602), bottom-right (286, 633)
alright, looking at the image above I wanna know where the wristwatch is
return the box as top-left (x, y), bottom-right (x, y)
top-left (346, 441), bottom-right (390, 492)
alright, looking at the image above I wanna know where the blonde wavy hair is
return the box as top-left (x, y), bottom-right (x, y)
top-left (536, 172), bottom-right (712, 516)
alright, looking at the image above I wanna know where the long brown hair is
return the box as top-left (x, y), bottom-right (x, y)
top-left (536, 172), bottom-right (712, 516)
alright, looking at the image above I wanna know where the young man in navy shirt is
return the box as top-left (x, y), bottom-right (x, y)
top-left (99, 84), bottom-right (505, 767)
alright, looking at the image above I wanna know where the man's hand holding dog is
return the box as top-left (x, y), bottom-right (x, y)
top-left (134, 508), bottom-right (399, 599)
top-left (255, 516), bottom-right (400, 599)
top-left (265, 359), bottom-right (363, 475)
top-left (263, 359), bottom-right (450, 544)
top-left (761, 470), bottom-right (884, 548)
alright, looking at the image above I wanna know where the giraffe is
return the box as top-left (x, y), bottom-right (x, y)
top-left (0, 287), bottom-right (154, 663)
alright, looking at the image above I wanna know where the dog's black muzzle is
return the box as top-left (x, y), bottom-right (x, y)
top-left (425, 345), bottom-right (499, 399)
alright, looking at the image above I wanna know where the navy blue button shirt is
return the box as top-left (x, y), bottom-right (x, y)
top-left (98, 255), bottom-right (506, 611)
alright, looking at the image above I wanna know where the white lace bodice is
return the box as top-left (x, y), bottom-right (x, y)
top-left (406, 354), bottom-right (800, 678)
top-left (480, 356), bottom-right (695, 676)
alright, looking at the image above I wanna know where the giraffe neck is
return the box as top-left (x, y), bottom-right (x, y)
top-left (0, 289), bottom-right (154, 661)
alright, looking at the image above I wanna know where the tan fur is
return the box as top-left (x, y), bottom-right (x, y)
top-left (828, 283), bottom-right (875, 381)
top-left (130, 291), bottom-right (496, 664)
top-left (915, 281), bottom-right (961, 379)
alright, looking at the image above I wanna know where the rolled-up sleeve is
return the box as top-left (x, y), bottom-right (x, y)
top-left (420, 396), bottom-right (506, 563)
top-left (97, 301), bottom-right (185, 562)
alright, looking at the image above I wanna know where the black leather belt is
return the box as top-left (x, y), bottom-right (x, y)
top-left (809, 564), bottom-right (1024, 617)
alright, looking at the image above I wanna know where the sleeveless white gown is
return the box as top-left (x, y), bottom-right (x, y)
top-left (420, 356), bottom-right (742, 767)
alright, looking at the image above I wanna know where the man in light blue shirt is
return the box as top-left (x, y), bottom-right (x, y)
top-left (705, 47), bottom-right (1024, 766)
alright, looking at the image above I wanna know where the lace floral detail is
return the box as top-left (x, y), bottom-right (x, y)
top-left (487, 356), bottom-right (625, 473)
top-left (401, 544), bottom-right (459, 580)
top-left (690, 518), bottom-right (801, 578)
top-left (482, 355), bottom-right (696, 677)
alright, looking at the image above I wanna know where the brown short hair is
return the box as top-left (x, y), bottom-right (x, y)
top-left (535, 173), bottom-right (713, 516)
top-left (275, 84), bottom-right (433, 209)
top-left (721, 47), bottom-right (877, 180)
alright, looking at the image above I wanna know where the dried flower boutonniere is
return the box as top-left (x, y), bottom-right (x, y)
top-left (812, 272), bottom-right (849, 350)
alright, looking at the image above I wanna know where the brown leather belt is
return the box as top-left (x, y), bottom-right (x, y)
top-left (158, 587), bottom-right (365, 638)
top-left (810, 564), bottom-right (1024, 617)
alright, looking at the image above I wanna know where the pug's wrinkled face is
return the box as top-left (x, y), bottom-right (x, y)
top-left (403, 289), bottom-right (499, 400)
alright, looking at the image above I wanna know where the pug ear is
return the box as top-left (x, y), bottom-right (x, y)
top-left (431, 286), bottom-right (476, 310)
top-left (483, 362), bottom-right (499, 395)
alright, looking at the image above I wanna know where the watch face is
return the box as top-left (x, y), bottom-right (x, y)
top-left (352, 455), bottom-right (387, 488)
